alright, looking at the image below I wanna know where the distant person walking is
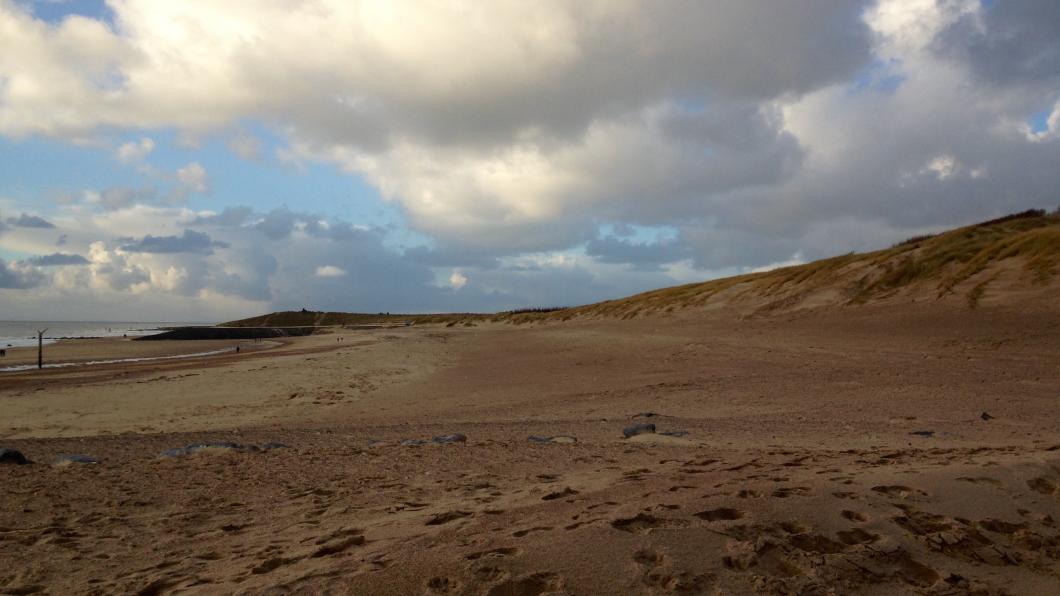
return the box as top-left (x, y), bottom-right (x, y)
top-left (0, 349), bottom-right (5, 357)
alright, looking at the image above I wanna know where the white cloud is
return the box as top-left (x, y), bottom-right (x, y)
top-left (1024, 100), bottom-right (1060, 143)
top-left (923, 155), bottom-right (958, 180)
top-left (315, 265), bottom-right (346, 278)
top-left (227, 131), bottom-right (263, 160)
top-left (448, 270), bottom-right (467, 289)
top-left (3, 0), bottom-right (1060, 319)
top-left (115, 137), bottom-right (155, 163)
top-left (176, 162), bottom-right (211, 195)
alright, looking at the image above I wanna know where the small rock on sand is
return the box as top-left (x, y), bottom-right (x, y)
top-left (623, 423), bottom-right (656, 438)
top-left (160, 440), bottom-right (269, 457)
top-left (431, 434), bottom-right (467, 444)
top-left (626, 433), bottom-right (696, 446)
top-left (54, 454), bottom-right (101, 466)
top-left (0, 448), bottom-right (29, 465)
top-left (528, 435), bottom-right (578, 444)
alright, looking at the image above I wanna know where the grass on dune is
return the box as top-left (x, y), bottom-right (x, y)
top-left (504, 208), bottom-right (1060, 322)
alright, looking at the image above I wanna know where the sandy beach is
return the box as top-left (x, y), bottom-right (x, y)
top-left (1, 298), bottom-right (1059, 595)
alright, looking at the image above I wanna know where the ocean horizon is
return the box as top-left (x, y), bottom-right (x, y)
top-left (0, 320), bottom-right (214, 348)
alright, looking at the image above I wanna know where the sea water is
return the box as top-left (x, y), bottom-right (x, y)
top-left (0, 320), bottom-right (211, 348)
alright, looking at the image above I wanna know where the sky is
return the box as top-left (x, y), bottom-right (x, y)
top-left (1, 0), bottom-right (1058, 322)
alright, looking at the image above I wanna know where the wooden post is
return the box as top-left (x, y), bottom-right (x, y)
top-left (37, 328), bottom-right (47, 369)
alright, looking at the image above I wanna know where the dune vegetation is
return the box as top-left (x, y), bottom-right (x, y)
top-left (225, 209), bottom-right (1060, 328)
top-left (502, 208), bottom-right (1060, 323)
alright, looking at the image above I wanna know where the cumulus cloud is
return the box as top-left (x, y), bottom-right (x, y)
top-left (448, 270), bottom-right (467, 290)
top-left (0, 258), bottom-right (44, 289)
top-left (115, 137), bottom-right (155, 163)
top-left (175, 162), bottom-right (211, 195)
top-left (2, 0), bottom-right (1060, 319)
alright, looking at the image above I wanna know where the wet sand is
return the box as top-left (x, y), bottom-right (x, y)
top-left (0, 337), bottom-right (255, 368)
top-left (1, 302), bottom-right (1059, 594)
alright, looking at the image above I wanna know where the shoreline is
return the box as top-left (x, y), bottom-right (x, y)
top-left (0, 335), bottom-right (278, 374)
top-left (0, 346), bottom-right (239, 373)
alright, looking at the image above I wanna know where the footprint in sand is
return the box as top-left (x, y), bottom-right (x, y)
top-left (836, 528), bottom-right (879, 545)
top-left (311, 529), bottom-right (365, 557)
top-left (788, 533), bottom-right (848, 554)
top-left (1026, 476), bottom-right (1057, 495)
top-left (425, 576), bottom-right (461, 594)
top-left (841, 510), bottom-right (868, 522)
top-left (633, 548), bottom-right (668, 567)
top-left (472, 565), bottom-right (506, 582)
top-left (610, 513), bottom-right (689, 534)
top-left (633, 549), bottom-right (714, 594)
top-left (512, 526), bottom-right (553, 538)
top-left (956, 476), bottom-right (1003, 487)
top-left (771, 486), bottom-right (811, 498)
top-left (977, 518), bottom-right (1026, 534)
top-left (486, 572), bottom-right (564, 596)
top-left (777, 521), bottom-right (808, 534)
top-left (541, 487), bottom-right (579, 501)
top-left (466, 547), bottom-right (520, 561)
top-left (426, 511), bottom-right (472, 526)
top-left (693, 508), bottom-right (744, 522)
top-left (871, 485), bottom-right (928, 499)
top-left (564, 519), bottom-right (599, 531)
top-left (892, 551), bottom-right (940, 588)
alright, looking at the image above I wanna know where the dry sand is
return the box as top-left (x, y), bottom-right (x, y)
top-left (1, 302), bottom-right (1059, 595)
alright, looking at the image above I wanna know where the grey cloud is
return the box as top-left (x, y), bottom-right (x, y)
top-left (7, 213), bottom-right (55, 228)
top-left (585, 238), bottom-right (691, 271)
top-left (403, 245), bottom-right (501, 270)
top-left (249, 207), bottom-right (379, 242)
top-left (94, 262), bottom-right (150, 291)
top-left (0, 259), bottom-right (44, 289)
top-left (210, 251), bottom-right (278, 302)
top-left (188, 206), bottom-right (255, 227)
top-left (289, 1), bottom-right (874, 151)
top-left (267, 228), bottom-right (442, 313)
top-left (253, 208), bottom-right (302, 240)
top-left (935, 0), bottom-right (1060, 87)
top-left (119, 229), bottom-right (230, 254)
top-left (26, 253), bottom-right (90, 266)
top-left (444, 261), bottom-right (685, 313)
